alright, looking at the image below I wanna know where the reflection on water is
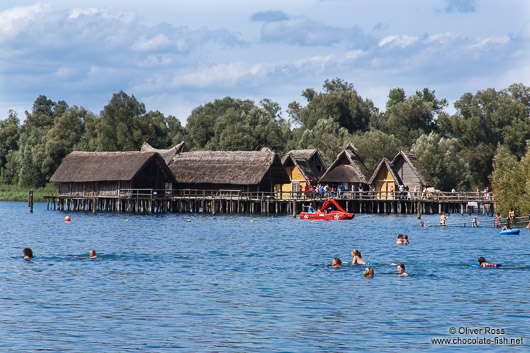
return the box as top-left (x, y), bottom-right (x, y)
top-left (1, 201), bottom-right (529, 352)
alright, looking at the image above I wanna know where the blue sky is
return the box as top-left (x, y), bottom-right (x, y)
top-left (1, 0), bottom-right (529, 123)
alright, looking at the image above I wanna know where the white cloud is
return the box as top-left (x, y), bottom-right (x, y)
top-left (68, 8), bottom-right (101, 19)
top-left (378, 35), bottom-right (419, 48)
top-left (132, 34), bottom-right (171, 51)
top-left (0, 3), bottom-right (49, 43)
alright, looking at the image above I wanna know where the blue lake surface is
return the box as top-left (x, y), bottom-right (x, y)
top-left (1, 201), bottom-right (529, 352)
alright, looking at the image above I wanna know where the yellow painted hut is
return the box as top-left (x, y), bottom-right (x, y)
top-left (368, 158), bottom-right (402, 200)
top-left (276, 149), bottom-right (327, 198)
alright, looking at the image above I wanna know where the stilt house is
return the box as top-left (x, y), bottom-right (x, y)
top-left (319, 143), bottom-right (371, 191)
top-left (50, 151), bottom-right (176, 197)
top-left (368, 158), bottom-right (402, 199)
top-left (141, 141), bottom-right (187, 165)
top-left (276, 149), bottom-right (327, 198)
top-left (391, 151), bottom-right (435, 192)
top-left (168, 148), bottom-right (290, 195)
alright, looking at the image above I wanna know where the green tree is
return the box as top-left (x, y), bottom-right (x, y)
top-left (490, 145), bottom-right (525, 216)
top-left (0, 110), bottom-right (20, 183)
top-left (410, 132), bottom-right (467, 190)
top-left (186, 97), bottom-right (287, 152)
top-left (97, 91), bottom-right (147, 151)
top-left (295, 118), bottom-right (352, 163)
top-left (351, 130), bottom-right (402, 171)
top-left (289, 78), bottom-right (376, 134)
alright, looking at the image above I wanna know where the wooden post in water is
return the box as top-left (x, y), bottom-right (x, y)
top-left (93, 197), bottom-right (96, 214)
top-left (28, 190), bottom-right (33, 213)
top-left (417, 201), bottom-right (421, 219)
top-left (292, 200), bottom-right (296, 218)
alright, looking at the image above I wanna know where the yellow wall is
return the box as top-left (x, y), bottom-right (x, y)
top-left (374, 165), bottom-right (396, 199)
top-left (275, 165), bottom-right (308, 198)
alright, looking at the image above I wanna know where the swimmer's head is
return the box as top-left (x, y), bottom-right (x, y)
top-left (89, 249), bottom-right (96, 258)
top-left (363, 267), bottom-right (374, 278)
top-left (478, 257), bottom-right (486, 264)
top-left (397, 263), bottom-right (405, 273)
top-left (404, 235), bottom-right (408, 240)
top-left (397, 234), bottom-right (403, 239)
top-left (352, 249), bottom-right (361, 257)
top-left (332, 257), bottom-right (342, 266)
top-left (23, 248), bottom-right (33, 259)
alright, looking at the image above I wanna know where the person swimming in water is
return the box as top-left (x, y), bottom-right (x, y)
top-left (75, 249), bottom-right (98, 259)
top-left (396, 234), bottom-right (404, 245)
top-left (23, 248), bottom-right (33, 260)
top-left (332, 257), bottom-right (342, 268)
top-left (402, 235), bottom-right (409, 245)
top-left (420, 221), bottom-right (425, 227)
top-left (478, 257), bottom-right (501, 267)
top-left (440, 212), bottom-right (448, 226)
top-left (348, 249), bottom-right (367, 265)
top-left (397, 263), bottom-right (408, 277)
top-left (471, 217), bottom-right (478, 227)
top-left (363, 267), bottom-right (374, 278)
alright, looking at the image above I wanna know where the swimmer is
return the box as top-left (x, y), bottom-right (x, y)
top-left (396, 234), bottom-right (404, 245)
top-left (350, 249), bottom-right (366, 265)
top-left (332, 257), bottom-right (342, 268)
top-left (363, 267), bottom-right (374, 278)
top-left (501, 220), bottom-right (512, 231)
top-left (478, 257), bottom-right (501, 268)
top-left (397, 263), bottom-right (408, 277)
top-left (440, 211), bottom-right (448, 226)
top-left (495, 213), bottom-right (502, 228)
top-left (471, 217), bottom-right (478, 228)
top-left (23, 247), bottom-right (33, 260)
top-left (75, 249), bottom-right (98, 259)
top-left (403, 235), bottom-right (409, 245)
top-left (420, 221), bottom-right (425, 227)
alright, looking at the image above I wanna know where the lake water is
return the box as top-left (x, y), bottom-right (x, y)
top-left (1, 201), bottom-right (529, 352)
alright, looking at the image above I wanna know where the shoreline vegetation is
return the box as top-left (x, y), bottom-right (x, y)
top-left (0, 184), bottom-right (57, 202)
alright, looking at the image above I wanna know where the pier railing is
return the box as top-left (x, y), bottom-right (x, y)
top-left (172, 189), bottom-right (494, 203)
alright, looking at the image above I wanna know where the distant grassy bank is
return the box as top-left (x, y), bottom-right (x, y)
top-left (0, 184), bottom-right (58, 202)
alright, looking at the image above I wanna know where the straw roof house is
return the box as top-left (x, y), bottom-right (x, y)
top-left (50, 151), bottom-right (176, 197)
top-left (319, 143), bottom-right (371, 189)
top-left (281, 149), bottom-right (327, 184)
top-left (276, 148), bottom-right (327, 198)
top-left (168, 147), bottom-right (290, 193)
top-left (141, 141), bottom-right (187, 164)
top-left (391, 151), bottom-right (435, 189)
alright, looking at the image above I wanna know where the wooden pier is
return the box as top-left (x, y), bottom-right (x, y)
top-left (44, 189), bottom-right (495, 216)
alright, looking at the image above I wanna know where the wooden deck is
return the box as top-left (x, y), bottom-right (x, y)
top-left (44, 189), bottom-right (495, 216)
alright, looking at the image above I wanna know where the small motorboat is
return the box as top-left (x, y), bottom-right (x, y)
top-left (300, 199), bottom-right (354, 220)
top-left (499, 229), bottom-right (520, 235)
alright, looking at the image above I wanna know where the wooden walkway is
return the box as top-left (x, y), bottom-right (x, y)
top-left (44, 189), bottom-right (495, 216)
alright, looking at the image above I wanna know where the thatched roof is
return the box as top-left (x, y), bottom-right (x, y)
top-left (141, 141), bottom-right (187, 164)
top-left (281, 149), bottom-right (327, 183)
top-left (50, 151), bottom-right (176, 183)
top-left (168, 149), bottom-right (290, 185)
top-left (368, 158), bottom-right (403, 185)
top-left (392, 151), bottom-right (435, 187)
top-left (319, 148), bottom-right (371, 184)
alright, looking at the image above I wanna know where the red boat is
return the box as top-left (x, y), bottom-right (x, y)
top-left (299, 199), bottom-right (355, 220)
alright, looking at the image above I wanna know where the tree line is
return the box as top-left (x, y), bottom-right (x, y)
top-left (1, 79), bottom-right (529, 206)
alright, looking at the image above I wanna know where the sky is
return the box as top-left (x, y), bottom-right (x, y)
top-left (1, 0), bottom-right (529, 123)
